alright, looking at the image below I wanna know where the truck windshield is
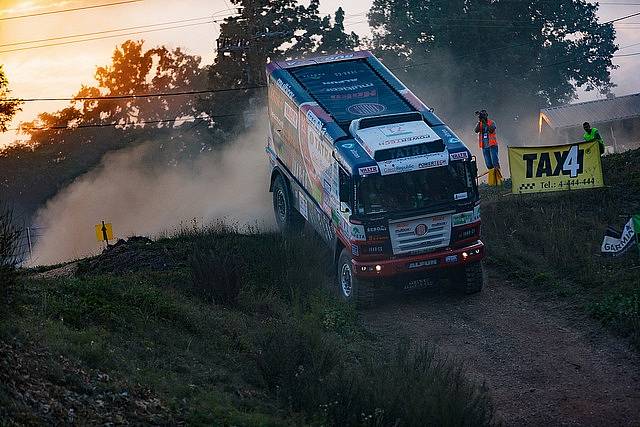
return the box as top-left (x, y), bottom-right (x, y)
top-left (356, 162), bottom-right (474, 215)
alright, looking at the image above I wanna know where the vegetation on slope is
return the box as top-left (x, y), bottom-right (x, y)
top-left (1, 226), bottom-right (494, 425)
top-left (482, 148), bottom-right (640, 347)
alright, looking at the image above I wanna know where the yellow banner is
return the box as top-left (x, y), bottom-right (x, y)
top-left (508, 141), bottom-right (604, 194)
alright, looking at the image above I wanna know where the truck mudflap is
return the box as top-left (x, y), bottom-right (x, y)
top-left (352, 240), bottom-right (485, 278)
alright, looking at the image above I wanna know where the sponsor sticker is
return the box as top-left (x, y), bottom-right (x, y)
top-left (284, 102), bottom-right (298, 128)
top-left (418, 159), bottom-right (448, 169)
top-left (351, 224), bottom-right (367, 241)
top-left (276, 78), bottom-right (296, 101)
top-left (407, 259), bottom-right (437, 269)
top-left (358, 165), bottom-right (380, 176)
top-left (453, 208), bottom-right (481, 226)
top-left (473, 205), bottom-right (481, 221)
top-left (366, 225), bottom-right (388, 233)
top-left (365, 245), bottom-right (384, 254)
top-left (404, 278), bottom-right (433, 290)
top-left (347, 102), bottom-right (387, 116)
top-left (379, 150), bottom-right (450, 175)
top-left (380, 125), bottom-right (413, 137)
top-left (306, 110), bottom-right (324, 131)
top-left (450, 151), bottom-right (469, 161)
top-left (454, 192), bottom-right (468, 201)
top-left (379, 135), bottom-right (431, 147)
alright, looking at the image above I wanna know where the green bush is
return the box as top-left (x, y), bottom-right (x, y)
top-left (0, 202), bottom-right (22, 289)
top-left (257, 320), bottom-right (495, 426)
top-left (190, 243), bottom-right (243, 306)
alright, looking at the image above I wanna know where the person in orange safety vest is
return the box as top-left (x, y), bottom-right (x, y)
top-left (474, 109), bottom-right (500, 171)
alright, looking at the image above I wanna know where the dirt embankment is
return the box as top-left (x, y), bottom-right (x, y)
top-left (362, 270), bottom-right (640, 426)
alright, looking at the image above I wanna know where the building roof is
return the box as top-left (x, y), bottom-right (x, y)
top-left (540, 92), bottom-right (640, 130)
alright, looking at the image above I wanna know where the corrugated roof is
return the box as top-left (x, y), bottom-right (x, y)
top-left (540, 92), bottom-right (640, 130)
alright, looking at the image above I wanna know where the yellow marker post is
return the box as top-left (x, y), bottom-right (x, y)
top-left (95, 221), bottom-right (114, 245)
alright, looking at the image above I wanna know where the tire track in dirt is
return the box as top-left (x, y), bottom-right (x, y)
top-left (361, 270), bottom-right (640, 426)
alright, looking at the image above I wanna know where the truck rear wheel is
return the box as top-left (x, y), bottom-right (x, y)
top-left (272, 175), bottom-right (304, 233)
top-left (450, 261), bottom-right (485, 294)
top-left (337, 249), bottom-right (376, 307)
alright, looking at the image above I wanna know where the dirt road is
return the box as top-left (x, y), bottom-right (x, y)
top-left (362, 270), bottom-right (640, 426)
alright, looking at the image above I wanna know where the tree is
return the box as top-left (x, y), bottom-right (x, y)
top-left (0, 65), bottom-right (22, 132)
top-left (1, 40), bottom-right (211, 219)
top-left (315, 8), bottom-right (361, 55)
top-left (368, 0), bottom-right (618, 140)
top-left (201, 0), bottom-right (332, 131)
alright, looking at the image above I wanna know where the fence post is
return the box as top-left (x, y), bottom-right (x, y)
top-left (26, 227), bottom-right (33, 261)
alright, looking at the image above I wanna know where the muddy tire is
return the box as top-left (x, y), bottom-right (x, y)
top-left (451, 261), bottom-right (485, 294)
top-left (337, 249), bottom-right (377, 308)
top-left (272, 175), bottom-right (304, 233)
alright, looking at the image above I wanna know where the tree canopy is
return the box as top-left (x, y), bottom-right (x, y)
top-left (368, 0), bottom-right (618, 138)
top-left (200, 0), bottom-right (362, 131)
top-left (0, 65), bottom-right (22, 133)
top-left (0, 41), bottom-right (214, 216)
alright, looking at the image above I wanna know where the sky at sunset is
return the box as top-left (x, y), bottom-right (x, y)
top-left (0, 0), bottom-right (639, 148)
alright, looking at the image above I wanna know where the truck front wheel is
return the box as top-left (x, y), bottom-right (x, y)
top-left (272, 175), bottom-right (304, 233)
top-left (450, 261), bottom-right (485, 294)
top-left (337, 249), bottom-right (376, 307)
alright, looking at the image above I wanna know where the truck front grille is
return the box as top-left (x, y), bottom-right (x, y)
top-left (389, 213), bottom-right (452, 255)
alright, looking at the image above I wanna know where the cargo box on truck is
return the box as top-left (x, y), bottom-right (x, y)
top-left (265, 51), bottom-right (485, 305)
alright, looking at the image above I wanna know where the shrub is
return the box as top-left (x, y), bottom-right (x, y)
top-left (335, 341), bottom-right (495, 426)
top-left (0, 202), bottom-right (22, 287)
top-left (257, 320), bottom-right (495, 426)
top-left (190, 243), bottom-right (242, 306)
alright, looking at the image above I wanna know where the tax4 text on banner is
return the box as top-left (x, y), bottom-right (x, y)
top-left (508, 141), bottom-right (604, 194)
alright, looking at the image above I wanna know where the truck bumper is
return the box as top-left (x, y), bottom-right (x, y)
top-left (352, 240), bottom-right (485, 278)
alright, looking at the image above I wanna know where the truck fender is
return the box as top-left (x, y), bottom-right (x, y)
top-left (334, 236), bottom-right (347, 269)
top-left (269, 168), bottom-right (286, 192)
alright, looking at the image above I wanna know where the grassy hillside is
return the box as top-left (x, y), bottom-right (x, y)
top-left (1, 227), bottom-right (494, 426)
top-left (482, 148), bottom-right (640, 347)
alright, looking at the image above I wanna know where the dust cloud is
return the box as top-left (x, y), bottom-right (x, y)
top-left (402, 48), bottom-right (542, 180)
top-left (30, 120), bottom-right (274, 266)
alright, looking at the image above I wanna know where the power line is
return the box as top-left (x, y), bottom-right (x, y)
top-left (389, 9), bottom-right (640, 72)
top-left (0, 0), bottom-right (143, 21)
top-left (4, 27), bottom-right (636, 102)
top-left (607, 10), bottom-right (640, 22)
top-left (0, 16), bottom-right (216, 49)
top-left (350, 13), bottom-right (640, 27)
top-left (613, 51), bottom-right (640, 57)
top-left (7, 115), bottom-right (243, 133)
top-left (0, 7), bottom-right (241, 50)
top-left (0, 21), bottom-right (218, 54)
top-left (4, 86), bottom-right (266, 103)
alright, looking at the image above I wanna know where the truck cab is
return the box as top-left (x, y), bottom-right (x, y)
top-left (266, 51), bottom-right (485, 305)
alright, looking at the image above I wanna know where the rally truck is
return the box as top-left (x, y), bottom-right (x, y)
top-left (265, 51), bottom-right (485, 305)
